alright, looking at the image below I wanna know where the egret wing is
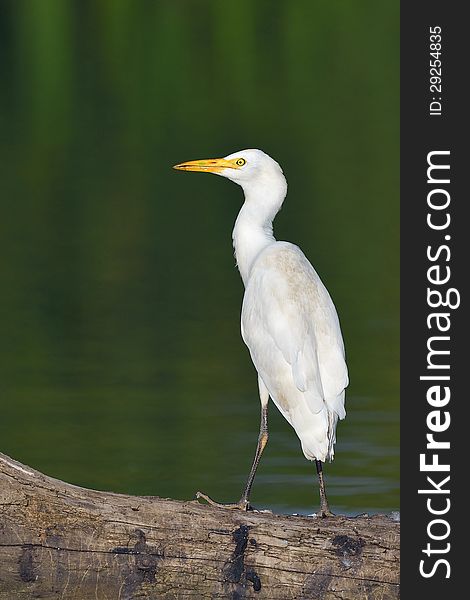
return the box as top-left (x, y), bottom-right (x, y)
top-left (241, 243), bottom-right (348, 419)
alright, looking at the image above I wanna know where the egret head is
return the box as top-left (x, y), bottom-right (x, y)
top-left (173, 149), bottom-right (287, 197)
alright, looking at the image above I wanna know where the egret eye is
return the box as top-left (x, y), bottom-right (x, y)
top-left (235, 158), bottom-right (246, 167)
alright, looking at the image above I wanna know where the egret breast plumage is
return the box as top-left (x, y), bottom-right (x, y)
top-left (173, 149), bottom-right (348, 516)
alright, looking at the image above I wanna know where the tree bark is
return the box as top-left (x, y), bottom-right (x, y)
top-left (0, 452), bottom-right (399, 599)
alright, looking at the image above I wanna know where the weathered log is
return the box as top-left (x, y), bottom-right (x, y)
top-left (0, 452), bottom-right (399, 599)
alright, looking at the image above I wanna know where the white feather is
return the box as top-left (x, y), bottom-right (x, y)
top-left (241, 242), bottom-right (348, 461)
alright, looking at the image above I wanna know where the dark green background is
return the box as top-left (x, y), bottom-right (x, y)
top-left (0, 0), bottom-right (399, 514)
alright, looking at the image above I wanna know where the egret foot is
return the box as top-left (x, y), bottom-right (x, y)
top-left (196, 491), bottom-right (251, 511)
top-left (317, 507), bottom-right (335, 518)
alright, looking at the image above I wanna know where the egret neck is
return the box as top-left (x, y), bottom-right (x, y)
top-left (232, 173), bottom-right (288, 286)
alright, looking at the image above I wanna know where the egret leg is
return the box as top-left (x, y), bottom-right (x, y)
top-left (240, 402), bottom-right (269, 504)
top-left (315, 459), bottom-right (334, 517)
top-left (196, 380), bottom-right (269, 511)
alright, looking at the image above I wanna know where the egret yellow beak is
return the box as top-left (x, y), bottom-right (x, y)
top-left (173, 157), bottom-right (240, 173)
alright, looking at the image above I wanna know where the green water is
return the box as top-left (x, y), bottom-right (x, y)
top-left (0, 1), bottom-right (399, 515)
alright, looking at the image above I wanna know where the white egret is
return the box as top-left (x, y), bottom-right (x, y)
top-left (173, 149), bottom-right (348, 516)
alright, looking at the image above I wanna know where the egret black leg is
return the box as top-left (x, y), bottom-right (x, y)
top-left (196, 403), bottom-right (269, 511)
top-left (315, 459), bottom-right (334, 517)
top-left (239, 403), bottom-right (269, 507)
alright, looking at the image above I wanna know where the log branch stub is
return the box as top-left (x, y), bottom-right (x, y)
top-left (0, 452), bottom-right (399, 599)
